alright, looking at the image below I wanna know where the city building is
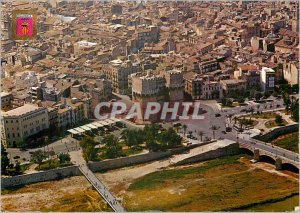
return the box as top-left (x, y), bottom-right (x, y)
top-left (220, 79), bottom-right (247, 97)
top-left (1, 104), bottom-right (49, 148)
top-left (101, 59), bottom-right (141, 94)
top-left (1, 92), bottom-right (13, 111)
top-left (260, 67), bottom-right (276, 92)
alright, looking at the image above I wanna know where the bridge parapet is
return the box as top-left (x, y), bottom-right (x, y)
top-left (238, 143), bottom-right (299, 169)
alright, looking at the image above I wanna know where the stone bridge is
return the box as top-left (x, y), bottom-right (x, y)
top-left (239, 141), bottom-right (299, 171)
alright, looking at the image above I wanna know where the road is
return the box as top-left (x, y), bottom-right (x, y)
top-left (7, 136), bottom-right (80, 164)
top-left (177, 98), bottom-right (298, 164)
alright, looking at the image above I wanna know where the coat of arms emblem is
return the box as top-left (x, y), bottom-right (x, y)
top-left (12, 10), bottom-right (37, 40)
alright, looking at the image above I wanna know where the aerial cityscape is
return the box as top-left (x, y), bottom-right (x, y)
top-left (1, 0), bottom-right (299, 212)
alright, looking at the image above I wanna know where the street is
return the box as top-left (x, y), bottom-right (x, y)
top-left (7, 136), bottom-right (80, 164)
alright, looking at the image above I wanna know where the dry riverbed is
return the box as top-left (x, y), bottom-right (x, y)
top-left (1, 154), bottom-right (298, 212)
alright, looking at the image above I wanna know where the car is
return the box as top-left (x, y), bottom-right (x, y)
top-left (215, 113), bottom-right (221, 117)
top-left (221, 131), bottom-right (226, 134)
top-left (226, 127), bottom-right (232, 132)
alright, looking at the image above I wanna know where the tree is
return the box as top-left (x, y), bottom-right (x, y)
top-left (263, 91), bottom-right (271, 99)
top-left (255, 92), bottom-right (262, 101)
top-left (121, 129), bottom-right (144, 148)
top-left (291, 99), bottom-right (299, 122)
top-left (84, 145), bottom-right (97, 161)
top-left (221, 98), bottom-right (232, 107)
top-left (272, 91), bottom-right (278, 97)
top-left (237, 96), bottom-right (245, 104)
top-left (121, 129), bottom-right (134, 148)
top-left (58, 153), bottom-right (71, 164)
top-left (31, 150), bottom-right (46, 169)
top-left (1, 144), bottom-right (10, 174)
top-left (15, 162), bottom-right (21, 174)
top-left (198, 131), bottom-right (205, 141)
top-left (210, 125), bottom-right (220, 139)
top-left (275, 114), bottom-right (283, 125)
top-left (164, 128), bottom-right (182, 148)
top-left (182, 124), bottom-right (187, 136)
top-left (49, 150), bottom-right (56, 160)
top-left (227, 99), bottom-right (233, 107)
top-left (102, 135), bottom-right (121, 159)
top-left (283, 94), bottom-right (291, 112)
top-left (144, 124), bottom-right (161, 152)
top-left (79, 136), bottom-right (95, 149)
top-left (80, 136), bottom-right (97, 162)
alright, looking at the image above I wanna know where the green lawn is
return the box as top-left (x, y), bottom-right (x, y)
top-left (252, 112), bottom-right (277, 119)
top-left (265, 119), bottom-right (288, 129)
top-left (270, 132), bottom-right (299, 153)
top-left (237, 118), bottom-right (258, 126)
top-left (97, 145), bottom-right (144, 161)
top-left (20, 163), bottom-right (33, 173)
top-left (36, 159), bottom-right (73, 171)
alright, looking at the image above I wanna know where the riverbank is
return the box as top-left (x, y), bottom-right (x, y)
top-left (1, 154), bottom-right (298, 212)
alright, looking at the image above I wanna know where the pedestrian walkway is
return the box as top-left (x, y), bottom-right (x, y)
top-left (69, 151), bottom-right (125, 212)
top-left (78, 165), bottom-right (125, 212)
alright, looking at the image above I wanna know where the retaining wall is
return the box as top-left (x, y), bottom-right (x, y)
top-left (88, 151), bottom-right (172, 172)
top-left (1, 166), bottom-right (81, 189)
top-left (253, 124), bottom-right (298, 142)
top-left (174, 142), bottom-right (240, 165)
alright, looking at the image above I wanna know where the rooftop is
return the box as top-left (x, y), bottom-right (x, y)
top-left (3, 104), bottom-right (44, 117)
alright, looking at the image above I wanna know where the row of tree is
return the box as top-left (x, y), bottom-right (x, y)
top-left (79, 124), bottom-right (183, 162)
top-left (283, 94), bottom-right (298, 122)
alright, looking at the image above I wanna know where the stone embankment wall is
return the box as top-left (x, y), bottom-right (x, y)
top-left (1, 166), bottom-right (81, 189)
top-left (174, 142), bottom-right (240, 165)
top-left (1, 141), bottom-right (219, 189)
top-left (88, 151), bottom-right (172, 172)
top-left (253, 124), bottom-right (298, 142)
top-left (1, 151), bottom-right (173, 189)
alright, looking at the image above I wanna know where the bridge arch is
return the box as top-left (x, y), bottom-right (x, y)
top-left (239, 147), bottom-right (254, 155)
top-left (281, 163), bottom-right (299, 173)
top-left (259, 155), bottom-right (276, 164)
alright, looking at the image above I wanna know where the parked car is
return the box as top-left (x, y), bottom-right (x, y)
top-left (226, 127), bottom-right (232, 132)
top-left (215, 113), bottom-right (221, 117)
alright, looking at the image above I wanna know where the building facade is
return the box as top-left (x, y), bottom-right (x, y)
top-left (1, 104), bottom-right (49, 148)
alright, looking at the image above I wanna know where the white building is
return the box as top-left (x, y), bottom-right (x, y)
top-left (260, 67), bottom-right (275, 92)
top-left (1, 104), bottom-right (49, 148)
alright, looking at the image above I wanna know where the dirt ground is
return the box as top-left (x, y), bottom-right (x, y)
top-left (1, 176), bottom-right (110, 212)
top-left (96, 158), bottom-right (171, 196)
